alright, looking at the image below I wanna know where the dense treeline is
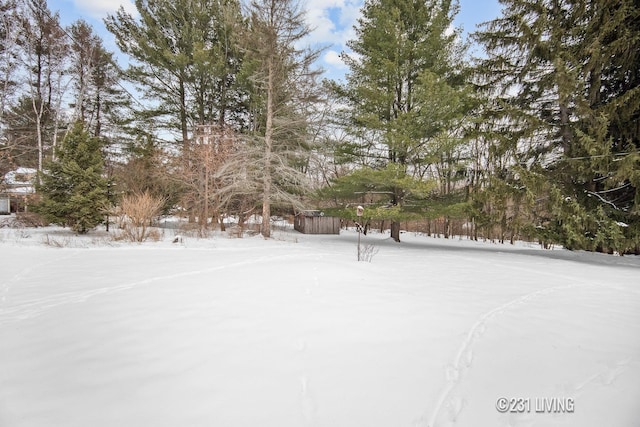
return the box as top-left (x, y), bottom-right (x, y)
top-left (0, 0), bottom-right (637, 252)
top-left (472, 0), bottom-right (640, 253)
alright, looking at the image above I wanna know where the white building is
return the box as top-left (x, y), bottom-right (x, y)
top-left (0, 167), bottom-right (37, 214)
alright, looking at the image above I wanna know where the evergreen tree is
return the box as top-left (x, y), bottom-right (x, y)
top-left (105, 0), bottom-right (247, 144)
top-left (319, 162), bottom-right (435, 223)
top-left (327, 0), bottom-right (470, 241)
top-left (35, 122), bottom-right (109, 234)
top-left (0, 0), bottom-right (19, 139)
top-left (68, 20), bottom-right (127, 139)
top-left (474, 0), bottom-right (639, 253)
top-left (574, 0), bottom-right (640, 253)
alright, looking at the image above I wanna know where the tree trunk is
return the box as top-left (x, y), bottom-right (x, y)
top-left (390, 221), bottom-right (401, 242)
top-left (472, 217), bottom-right (478, 241)
top-left (94, 91), bottom-right (102, 137)
top-left (36, 115), bottom-right (43, 176)
top-left (179, 77), bottom-right (189, 146)
top-left (203, 168), bottom-right (209, 229)
top-left (261, 58), bottom-right (274, 238)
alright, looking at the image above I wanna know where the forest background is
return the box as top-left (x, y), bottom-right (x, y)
top-left (0, 0), bottom-right (638, 253)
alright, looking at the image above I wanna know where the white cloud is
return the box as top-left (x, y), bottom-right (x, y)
top-left (73, 0), bottom-right (137, 19)
top-left (445, 23), bottom-right (456, 37)
top-left (323, 50), bottom-right (346, 68)
top-left (304, 0), bottom-right (362, 51)
top-left (305, 7), bottom-right (338, 46)
top-left (335, 1), bottom-right (361, 29)
top-left (298, 0), bottom-right (363, 80)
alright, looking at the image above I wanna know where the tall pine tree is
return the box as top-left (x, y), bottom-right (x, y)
top-left (105, 0), bottom-right (247, 143)
top-left (328, 0), bottom-right (470, 241)
top-left (474, 0), bottom-right (639, 253)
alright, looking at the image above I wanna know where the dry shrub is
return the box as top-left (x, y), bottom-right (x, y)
top-left (146, 228), bottom-right (163, 242)
top-left (118, 192), bottom-right (166, 242)
top-left (14, 212), bottom-right (49, 227)
top-left (359, 243), bottom-right (379, 262)
top-left (177, 222), bottom-right (212, 239)
top-left (226, 225), bottom-right (243, 238)
top-left (42, 234), bottom-right (72, 247)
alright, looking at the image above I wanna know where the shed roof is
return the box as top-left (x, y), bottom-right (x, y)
top-left (2, 168), bottom-right (37, 194)
top-left (298, 210), bottom-right (325, 217)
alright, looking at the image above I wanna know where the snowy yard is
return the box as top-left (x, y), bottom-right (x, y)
top-left (1, 225), bottom-right (639, 427)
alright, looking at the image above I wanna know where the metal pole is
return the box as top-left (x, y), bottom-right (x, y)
top-left (356, 205), bottom-right (363, 261)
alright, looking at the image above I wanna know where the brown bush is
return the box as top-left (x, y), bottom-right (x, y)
top-left (14, 212), bottom-right (49, 227)
top-left (118, 192), bottom-right (166, 242)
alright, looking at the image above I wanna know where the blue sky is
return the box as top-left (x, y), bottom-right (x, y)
top-left (51, 0), bottom-right (502, 80)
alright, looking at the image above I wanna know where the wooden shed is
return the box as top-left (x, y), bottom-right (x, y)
top-left (294, 210), bottom-right (341, 234)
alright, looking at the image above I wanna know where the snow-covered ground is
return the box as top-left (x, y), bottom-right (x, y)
top-left (1, 223), bottom-right (639, 427)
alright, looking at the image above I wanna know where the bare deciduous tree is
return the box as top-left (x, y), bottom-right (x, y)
top-left (16, 0), bottom-right (69, 173)
top-left (174, 124), bottom-right (239, 230)
top-left (242, 0), bottom-right (323, 238)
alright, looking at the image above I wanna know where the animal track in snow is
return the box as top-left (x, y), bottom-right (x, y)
top-left (298, 375), bottom-right (317, 426)
top-left (427, 282), bottom-right (582, 427)
top-left (0, 252), bottom-right (308, 325)
top-left (574, 357), bottom-right (632, 392)
top-left (0, 250), bottom-right (79, 309)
